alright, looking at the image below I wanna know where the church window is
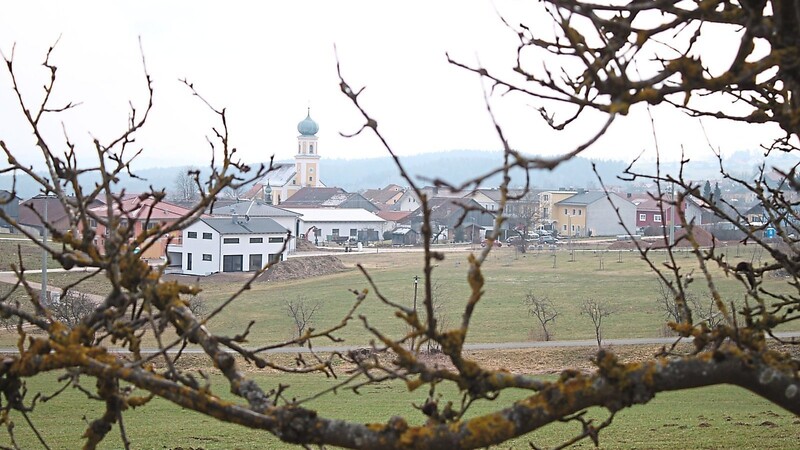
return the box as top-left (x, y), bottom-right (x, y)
top-left (309, 144), bottom-right (314, 153)
top-left (310, 167), bottom-right (314, 173)
top-left (309, 176), bottom-right (313, 182)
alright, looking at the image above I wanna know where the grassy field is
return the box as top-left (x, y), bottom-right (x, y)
top-left (1, 243), bottom-right (798, 448)
top-left (1, 244), bottom-right (796, 348)
top-left (2, 367), bottom-right (798, 449)
top-left (162, 246), bottom-right (797, 347)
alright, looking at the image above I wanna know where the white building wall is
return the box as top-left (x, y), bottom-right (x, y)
top-left (181, 221), bottom-right (221, 276)
top-left (299, 220), bottom-right (387, 242)
top-left (180, 221), bottom-right (289, 276)
top-left (218, 234), bottom-right (288, 272)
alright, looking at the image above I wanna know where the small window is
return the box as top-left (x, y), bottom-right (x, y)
top-left (564, 208), bottom-right (568, 214)
top-left (269, 237), bottom-right (284, 243)
top-left (249, 237), bottom-right (263, 244)
top-left (202, 254), bottom-right (212, 261)
top-left (350, 228), bottom-right (357, 237)
top-left (120, 219), bottom-right (128, 228)
top-left (223, 237), bottom-right (239, 244)
top-left (639, 214), bottom-right (646, 221)
top-left (202, 232), bottom-right (212, 240)
top-left (310, 167), bottom-right (314, 173)
top-left (89, 219), bottom-right (97, 227)
top-left (563, 225), bottom-right (567, 231)
top-left (146, 222), bottom-right (157, 230)
top-left (332, 229), bottom-right (339, 236)
top-left (654, 214), bottom-right (662, 223)
top-left (578, 210), bottom-right (582, 216)
top-left (309, 176), bottom-right (313, 182)
top-left (572, 209), bottom-right (576, 215)
top-left (188, 231), bottom-right (197, 239)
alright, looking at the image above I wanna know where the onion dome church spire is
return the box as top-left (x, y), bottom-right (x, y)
top-left (297, 108), bottom-right (319, 136)
top-left (295, 108), bottom-right (321, 188)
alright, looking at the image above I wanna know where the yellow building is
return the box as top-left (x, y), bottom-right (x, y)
top-left (538, 190), bottom-right (577, 228)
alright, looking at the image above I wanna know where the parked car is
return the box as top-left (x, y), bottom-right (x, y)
top-left (480, 239), bottom-right (502, 248)
top-left (539, 235), bottom-right (559, 245)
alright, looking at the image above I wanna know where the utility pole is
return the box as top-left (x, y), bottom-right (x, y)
top-left (40, 196), bottom-right (48, 306)
top-left (411, 275), bottom-right (419, 351)
top-left (669, 184), bottom-right (676, 246)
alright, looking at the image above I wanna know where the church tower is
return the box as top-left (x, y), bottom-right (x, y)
top-left (295, 109), bottom-right (320, 187)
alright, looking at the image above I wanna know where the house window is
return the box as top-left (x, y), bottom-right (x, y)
top-left (350, 228), bottom-right (357, 237)
top-left (564, 208), bottom-right (568, 214)
top-left (543, 194), bottom-right (549, 201)
top-left (563, 225), bottom-right (567, 231)
top-left (89, 219), bottom-right (97, 227)
top-left (188, 231), bottom-right (197, 238)
top-left (120, 219), bottom-right (128, 228)
top-left (572, 209), bottom-right (576, 215)
top-left (268, 253), bottom-right (283, 264)
top-left (639, 214), bottom-right (646, 221)
top-left (146, 222), bottom-right (157, 230)
top-left (269, 237), bottom-right (284, 243)
top-left (332, 229), bottom-right (339, 236)
top-left (202, 232), bottom-right (212, 240)
top-left (250, 237), bottom-right (263, 243)
top-left (249, 254), bottom-right (262, 271)
top-left (222, 255), bottom-right (243, 272)
top-left (202, 254), bottom-right (212, 261)
top-left (654, 214), bottom-right (662, 223)
top-left (578, 210), bottom-right (582, 216)
top-left (223, 237), bottom-right (239, 244)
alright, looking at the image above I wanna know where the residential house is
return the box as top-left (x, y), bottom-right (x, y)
top-left (405, 197), bottom-right (497, 243)
top-left (243, 109), bottom-right (324, 205)
top-left (538, 189), bottom-right (578, 229)
top-left (554, 191), bottom-right (636, 236)
top-left (0, 190), bottom-right (20, 232)
top-left (209, 199), bottom-right (301, 252)
top-left (89, 196), bottom-right (197, 260)
top-left (285, 208), bottom-right (386, 244)
top-left (363, 184), bottom-right (404, 210)
top-left (20, 195), bottom-right (104, 236)
top-left (174, 216), bottom-right (289, 276)
top-left (391, 189), bottom-right (421, 212)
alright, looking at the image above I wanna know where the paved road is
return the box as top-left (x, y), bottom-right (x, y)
top-left (1, 332), bottom-right (797, 355)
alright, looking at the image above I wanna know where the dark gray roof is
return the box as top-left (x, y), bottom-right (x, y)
top-left (556, 191), bottom-right (608, 206)
top-left (202, 217), bottom-right (288, 235)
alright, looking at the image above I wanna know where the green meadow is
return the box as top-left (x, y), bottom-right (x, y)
top-left (1, 243), bottom-right (798, 448)
top-left (2, 370), bottom-right (798, 449)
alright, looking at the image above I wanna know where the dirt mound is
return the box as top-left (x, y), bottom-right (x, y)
top-left (259, 255), bottom-right (350, 282)
top-left (295, 239), bottom-right (318, 252)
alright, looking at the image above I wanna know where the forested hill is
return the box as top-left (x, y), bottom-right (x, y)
top-left (0, 149), bottom-right (792, 199)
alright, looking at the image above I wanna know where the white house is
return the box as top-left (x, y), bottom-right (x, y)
top-left (176, 216), bottom-right (290, 276)
top-left (285, 207), bottom-right (386, 244)
top-left (213, 200), bottom-right (301, 252)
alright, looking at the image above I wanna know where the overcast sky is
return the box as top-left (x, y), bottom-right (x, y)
top-left (0, 1), bottom-right (785, 173)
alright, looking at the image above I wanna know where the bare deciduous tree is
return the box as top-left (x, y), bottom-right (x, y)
top-left (523, 290), bottom-right (558, 341)
top-left (285, 295), bottom-right (321, 340)
top-left (48, 290), bottom-right (96, 327)
top-left (581, 298), bottom-right (614, 348)
top-left (171, 166), bottom-right (200, 203)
